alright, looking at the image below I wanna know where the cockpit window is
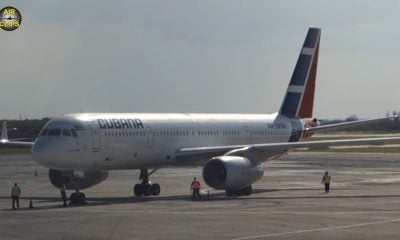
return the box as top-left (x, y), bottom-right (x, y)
top-left (70, 129), bottom-right (78, 137)
top-left (40, 129), bottom-right (49, 136)
top-left (62, 129), bottom-right (71, 136)
top-left (48, 129), bottom-right (61, 136)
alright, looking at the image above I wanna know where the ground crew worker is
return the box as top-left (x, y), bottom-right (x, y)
top-left (60, 184), bottom-right (67, 207)
top-left (191, 177), bottom-right (201, 200)
top-left (321, 171), bottom-right (331, 193)
top-left (11, 182), bottom-right (21, 210)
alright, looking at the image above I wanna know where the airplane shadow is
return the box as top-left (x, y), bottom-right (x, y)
top-left (0, 196), bottom-right (64, 211)
top-left (2, 187), bottom-right (400, 211)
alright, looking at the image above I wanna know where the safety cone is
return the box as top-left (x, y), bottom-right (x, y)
top-left (29, 199), bottom-right (33, 209)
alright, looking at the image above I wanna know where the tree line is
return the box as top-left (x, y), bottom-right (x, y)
top-left (319, 114), bottom-right (400, 133)
top-left (2, 118), bottom-right (50, 141)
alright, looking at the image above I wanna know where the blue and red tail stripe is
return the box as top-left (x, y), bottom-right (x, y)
top-left (279, 27), bottom-right (321, 119)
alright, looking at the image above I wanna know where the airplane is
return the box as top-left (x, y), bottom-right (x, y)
top-left (2, 27), bottom-right (400, 204)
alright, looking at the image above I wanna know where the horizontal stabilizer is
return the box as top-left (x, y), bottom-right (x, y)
top-left (1, 121), bottom-right (8, 143)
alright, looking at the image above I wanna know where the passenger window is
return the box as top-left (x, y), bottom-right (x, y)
top-left (70, 129), bottom-right (78, 137)
top-left (62, 129), bottom-right (71, 136)
top-left (48, 129), bottom-right (61, 136)
top-left (40, 129), bottom-right (49, 136)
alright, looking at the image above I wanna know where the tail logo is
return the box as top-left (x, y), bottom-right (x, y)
top-left (279, 27), bottom-right (321, 118)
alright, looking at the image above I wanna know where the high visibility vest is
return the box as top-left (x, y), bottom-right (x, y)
top-left (11, 186), bottom-right (21, 197)
top-left (192, 180), bottom-right (200, 189)
top-left (323, 175), bottom-right (331, 184)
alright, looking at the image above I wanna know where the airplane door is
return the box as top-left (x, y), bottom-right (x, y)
top-left (146, 126), bottom-right (154, 148)
top-left (244, 126), bottom-right (252, 144)
top-left (89, 121), bottom-right (101, 151)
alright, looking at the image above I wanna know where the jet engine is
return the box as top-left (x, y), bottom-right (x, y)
top-left (48, 169), bottom-right (108, 190)
top-left (202, 156), bottom-right (264, 190)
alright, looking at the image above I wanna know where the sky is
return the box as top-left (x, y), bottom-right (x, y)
top-left (1, 0), bottom-right (400, 120)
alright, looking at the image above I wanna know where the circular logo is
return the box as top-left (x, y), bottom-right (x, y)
top-left (0, 6), bottom-right (22, 31)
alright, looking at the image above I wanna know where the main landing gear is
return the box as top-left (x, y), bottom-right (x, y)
top-left (225, 185), bottom-right (252, 197)
top-left (133, 169), bottom-right (161, 197)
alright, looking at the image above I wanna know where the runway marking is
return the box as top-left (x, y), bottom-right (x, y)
top-left (232, 218), bottom-right (400, 240)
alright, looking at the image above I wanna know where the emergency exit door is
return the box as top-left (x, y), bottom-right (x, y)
top-left (146, 126), bottom-right (154, 148)
top-left (244, 126), bottom-right (252, 144)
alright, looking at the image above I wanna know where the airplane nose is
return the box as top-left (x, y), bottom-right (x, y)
top-left (31, 139), bottom-right (52, 167)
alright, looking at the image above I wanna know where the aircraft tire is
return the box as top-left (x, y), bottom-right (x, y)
top-left (70, 192), bottom-right (86, 205)
top-left (143, 184), bottom-right (152, 196)
top-left (134, 184), bottom-right (143, 197)
top-left (235, 190), bottom-right (244, 197)
top-left (243, 186), bottom-right (252, 196)
top-left (151, 183), bottom-right (161, 196)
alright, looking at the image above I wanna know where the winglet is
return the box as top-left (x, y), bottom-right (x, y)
top-left (1, 121), bottom-right (9, 143)
top-left (279, 27), bottom-right (321, 118)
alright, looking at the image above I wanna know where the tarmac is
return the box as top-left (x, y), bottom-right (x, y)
top-left (2, 152), bottom-right (400, 239)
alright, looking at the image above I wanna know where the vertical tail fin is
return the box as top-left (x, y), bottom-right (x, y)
top-left (279, 27), bottom-right (321, 118)
top-left (1, 121), bottom-right (9, 143)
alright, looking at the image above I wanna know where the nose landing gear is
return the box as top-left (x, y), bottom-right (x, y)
top-left (133, 169), bottom-right (160, 197)
top-left (70, 191), bottom-right (86, 205)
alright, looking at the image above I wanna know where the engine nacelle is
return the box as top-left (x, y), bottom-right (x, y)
top-left (48, 169), bottom-right (108, 190)
top-left (202, 156), bottom-right (264, 190)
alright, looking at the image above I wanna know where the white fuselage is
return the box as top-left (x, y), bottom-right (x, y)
top-left (31, 113), bottom-right (304, 171)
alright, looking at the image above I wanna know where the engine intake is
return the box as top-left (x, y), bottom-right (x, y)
top-left (202, 156), bottom-right (263, 190)
top-left (49, 169), bottom-right (108, 190)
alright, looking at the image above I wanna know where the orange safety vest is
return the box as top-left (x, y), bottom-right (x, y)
top-left (191, 180), bottom-right (200, 189)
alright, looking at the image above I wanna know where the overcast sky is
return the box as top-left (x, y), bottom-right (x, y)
top-left (1, 1), bottom-right (400, 119)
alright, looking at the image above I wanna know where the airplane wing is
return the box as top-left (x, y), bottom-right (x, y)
top-left (0, 121), bottom-right (34, 147)
top-left (305, 115), bottom-right (398, 134)
top-left (176, 136), bottom-right (400, 165)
